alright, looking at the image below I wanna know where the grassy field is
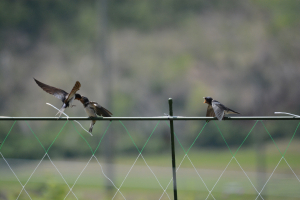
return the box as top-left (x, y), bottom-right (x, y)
top-left (1, 142), bottom-right (300, 200)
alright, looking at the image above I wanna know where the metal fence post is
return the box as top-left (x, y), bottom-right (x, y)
top-left (168, 98), bottom-right (178, 200)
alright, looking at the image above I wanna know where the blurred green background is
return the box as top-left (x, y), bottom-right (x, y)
top-left (0, 0), bottom-right (300, 199)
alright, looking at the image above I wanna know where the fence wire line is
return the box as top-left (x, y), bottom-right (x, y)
top-left (283, 157), bottom-right (300, 182)
top-left (186, 155), bottom-right (216, 200)
top-left (206, 157), bottom-right (234, 200)
top-left (0, 152), bottom-right (33, 200)
top-left (158, 121), bottom-right (210, 199)
top-left (284, 122), bottom-right (300, 156)
top-left (255, 121), bottom-right (300, 199)
top-left (209, 121), bottom-right (264, 199)
top-left (112, 121), bottom-right (174, 200)
top-left (18, 153), bottom-right (47, 200)
top-left (0, 118), bottom-right (299, 200)
top-left (0, 119), bottom-right (165, 200)
top-left (161, 120), bottom-right (299, 199)
top-left (64, 156), bottom-right (94, 200)
top-left (2, 116), bottom-right (300, 120)
top-left (112, 153), bottom-right (140, 200)
top-left (0, 120), bottom-right (113, 200)
top-left (213, 120), bottom-right (300, 199)
top-left (255, 157), bottom-right (283, 200)
top-left (275, 112), bottom-right (300, 118)
top-left (46, 153), bottom-right (79, 199)
top-left (211, 121), bottom-right (299, 199)
top-left (46, 103), bottom-right (92, 136)
top-left (22, 120), bottom-right (76, 199)
top-left (140, 153), bottom-right (172, 200)
top-left (159, 154), bottom-right (187, 200)
top-left (94, 155), bottom-right (127, 200)
top-left (0, 120), bottom-right (16, 151)
top-left (234, 157), bottom-right (264, 200)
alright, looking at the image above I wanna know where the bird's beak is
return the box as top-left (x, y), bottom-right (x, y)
top-left (203, 97), bottom-right (206, 104)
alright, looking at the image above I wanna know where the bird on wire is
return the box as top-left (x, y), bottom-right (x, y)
top-left (34, 78), bottom-right (81, 118)
top-left (77, 95), bottom-right (112, 133)
top-left (203, 96), bottom-right (240, 121)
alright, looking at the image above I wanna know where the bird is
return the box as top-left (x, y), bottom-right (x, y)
top-left (203, 96), bottom-right (240, 121)
top-left (77, 95), bottom-right (112, 133)
top-left (34, 78), bottom-right (81, 117)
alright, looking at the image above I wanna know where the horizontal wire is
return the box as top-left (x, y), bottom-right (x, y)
top-left (0, 116), bottom-right (300, 121)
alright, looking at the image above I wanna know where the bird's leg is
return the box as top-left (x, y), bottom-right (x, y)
top-left (56, 110), bottom-right (63, 118)
top-left (56, 106), bottom-right (66, 119)
top-left (89, 120), bottom-right (96, 133)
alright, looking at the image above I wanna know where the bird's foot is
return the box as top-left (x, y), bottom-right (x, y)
top-left (55, 110), bottom-right (65, 119)
top-left (56, 112), bottom-right (63, 119)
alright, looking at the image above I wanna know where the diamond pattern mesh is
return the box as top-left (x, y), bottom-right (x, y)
top-left (0, 119), bottom-right (299, 200)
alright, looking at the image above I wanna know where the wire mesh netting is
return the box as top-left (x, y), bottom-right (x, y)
top-left (0, 118), bottom-right (300, 200)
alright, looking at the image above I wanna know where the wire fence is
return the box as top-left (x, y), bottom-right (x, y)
top-left (0, 99), bottom-right (300, 200)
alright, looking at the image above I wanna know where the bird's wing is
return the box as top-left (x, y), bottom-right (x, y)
top-left (206, 104), bottom-right (216, 117)
top-left (90, 101), bottom-right (112, 117)
top-left (34, 78), bottom-right (68, 102)
top-left (65, 81), bottom-right (81, 103)
top-left (212, 100), bottom-right (226, 121)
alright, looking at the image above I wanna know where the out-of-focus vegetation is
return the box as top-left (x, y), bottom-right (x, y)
top-left (0, 0), bottom-right (300, 158)
top-left (1, 141), bottom-right (300, 200)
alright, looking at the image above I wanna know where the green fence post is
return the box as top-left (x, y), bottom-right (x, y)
top-left (168, 98), bottom-right (178, 200)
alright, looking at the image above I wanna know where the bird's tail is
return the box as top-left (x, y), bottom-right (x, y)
top-left (102, 107), bottom-right (112, 117)
top-left (227, 108), bottom-right (240, 115)
top-left (97, 106), bottom-right (112, 117)
top-left (89, 120), bottom-right (96, 133)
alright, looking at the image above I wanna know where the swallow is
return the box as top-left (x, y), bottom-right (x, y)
top-left (34, 78), bottom-right (81, 117)
top-left (203, 97), bottom-right (240, 121)
top-left (78, 95), bottom-right (112, 133)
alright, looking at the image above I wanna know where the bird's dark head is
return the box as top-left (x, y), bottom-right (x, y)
top-left (203, 97), bottom-right (213, 104)
top-left (80, 96), bottom-right (90, 104)
top-left (75, 93), bottom-right (82, 100)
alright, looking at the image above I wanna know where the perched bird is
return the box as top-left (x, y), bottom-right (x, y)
top-left (78, 95), bottom-right (112, 133)
top-left (203, 97), bottom-right (240, 121)
top-left (34, 78), bottom-right (81, 117)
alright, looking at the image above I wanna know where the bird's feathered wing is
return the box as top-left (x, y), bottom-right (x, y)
top-left (65, 81), bottom-right (81, 103)
top-left (212, 100), bottom-right (226, 121)
top-left (34, 78), bottom-right (68, 102)
top-left (206, 104), bottom-right (216, 117)
top-left (90, 102), bottom-right (112, 117)
top-left (212, 100), bottom-right (240, 121)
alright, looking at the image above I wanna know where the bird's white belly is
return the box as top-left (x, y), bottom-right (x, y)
top-left (69, 97), bottom-right (74, 104)
top-left (85, 106), bottom-right (97, 117)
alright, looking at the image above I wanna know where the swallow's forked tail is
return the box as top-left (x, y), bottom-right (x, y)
top-left (227, 108), bottom-right (240, 115)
